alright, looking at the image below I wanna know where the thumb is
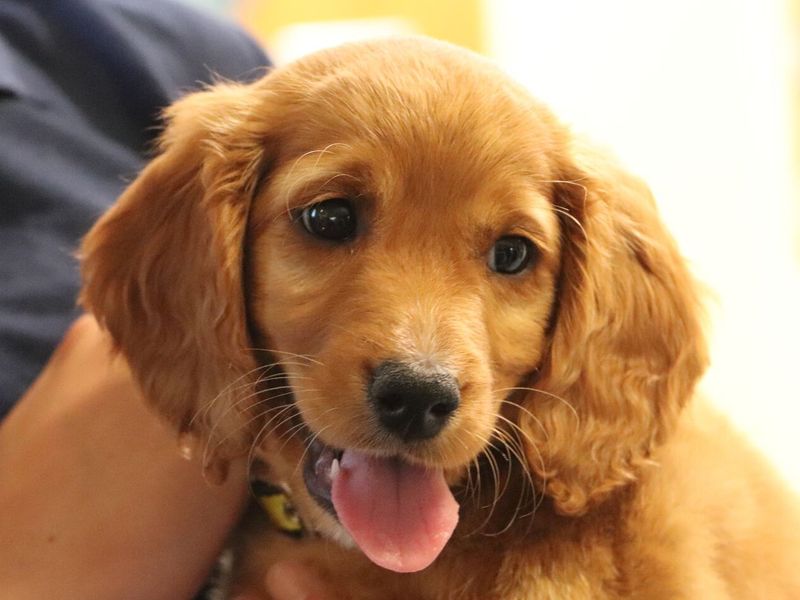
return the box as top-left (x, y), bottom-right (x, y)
top-left (265, 559), bottom-right (338, 600)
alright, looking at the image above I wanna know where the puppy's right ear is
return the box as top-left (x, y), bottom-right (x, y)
top-left (518, 141), bottom-right (708, 515)
top-left (80, 83), bottom-right (270, 470)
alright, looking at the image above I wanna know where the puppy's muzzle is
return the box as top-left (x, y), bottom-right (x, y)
top-left (369, 361), bottom-right (460, 441)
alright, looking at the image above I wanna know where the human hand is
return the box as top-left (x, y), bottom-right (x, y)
top-left (0, 315), bottom-right (248, 600)
top-left (232, 559), bottom-right (340, 600)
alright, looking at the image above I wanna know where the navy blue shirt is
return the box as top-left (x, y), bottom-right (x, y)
top-left (0, 0), bottom-right (271, 418)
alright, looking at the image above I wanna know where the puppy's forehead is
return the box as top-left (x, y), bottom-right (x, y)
top-left (265, 40), bottom-right (564, 217)
top-left (270, 39), bottom-right (559, 171)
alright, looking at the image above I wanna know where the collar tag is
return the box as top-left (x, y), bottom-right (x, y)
top-left (251, 480), bottom-right (305, 538)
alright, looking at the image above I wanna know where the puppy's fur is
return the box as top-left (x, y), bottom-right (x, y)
top-left (81, 38), bottom-right (800, 598)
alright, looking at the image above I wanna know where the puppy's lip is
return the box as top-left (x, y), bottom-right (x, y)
top-left (302, 438), bottom-right (342, 516)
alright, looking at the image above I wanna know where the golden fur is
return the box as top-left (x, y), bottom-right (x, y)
top-left (80, 38), bottom-right (800, 598)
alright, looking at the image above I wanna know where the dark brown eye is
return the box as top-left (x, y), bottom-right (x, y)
top-left (488, 236), bottom-right (536, 274)
top-left (300, 198), bottom-right (356, 241)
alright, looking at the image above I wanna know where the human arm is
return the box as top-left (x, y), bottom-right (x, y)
top-left (0, 315), bottom-right (247, 600)
top-left (0, 316), bottom-right (340, 600)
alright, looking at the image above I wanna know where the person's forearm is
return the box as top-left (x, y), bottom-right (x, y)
top-left (0, 316), bottom-right (247, 600)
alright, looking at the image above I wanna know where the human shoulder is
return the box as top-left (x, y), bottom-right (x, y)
top-left (94, 0), bottom-right (272, 90)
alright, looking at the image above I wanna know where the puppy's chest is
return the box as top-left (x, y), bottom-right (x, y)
top-left (228, 503), bottom-right (627, 600)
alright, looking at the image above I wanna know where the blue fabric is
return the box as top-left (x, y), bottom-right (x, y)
top-left (0, 0), bottom-right (271, 418)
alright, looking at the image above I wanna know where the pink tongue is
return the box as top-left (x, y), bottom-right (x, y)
top-left (331, 450), bottom-right (459, 573)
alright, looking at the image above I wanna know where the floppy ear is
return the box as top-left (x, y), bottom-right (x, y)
top-left (520, 141), bottom-right (709, 515)
top-left (80, 83), bottom-right (269, 472)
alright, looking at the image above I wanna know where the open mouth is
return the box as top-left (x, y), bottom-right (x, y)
top-left (302, 438), bottom-right (342, 516)
top-left (301, 437), bottom-right (460, 573)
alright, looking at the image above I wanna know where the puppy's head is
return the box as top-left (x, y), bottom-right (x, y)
top-left (81, 38), bottom-right (707, 573)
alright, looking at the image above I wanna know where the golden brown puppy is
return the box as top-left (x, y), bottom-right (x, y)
top-left (81, 37), bottom-right (800, 599)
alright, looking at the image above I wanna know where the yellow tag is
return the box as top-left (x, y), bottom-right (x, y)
top-left (253, 481), bottom-right (304, 538)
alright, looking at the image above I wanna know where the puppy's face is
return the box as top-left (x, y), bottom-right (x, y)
top-left (251, 137), bottom-right (559, 463)
top-left (81, 37), bottom-right (707, 576)
top-left (246, 46), bottom-right (565, 569)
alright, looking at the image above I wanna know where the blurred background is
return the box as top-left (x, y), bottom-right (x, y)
top-left (186, 0), bottom-right (800, 490)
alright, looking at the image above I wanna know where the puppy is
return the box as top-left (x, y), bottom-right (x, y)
top-left (80, 37), bottom-right (800, 599)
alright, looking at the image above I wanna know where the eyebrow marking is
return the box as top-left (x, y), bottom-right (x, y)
top-left (249, 150), bottom-right (366, 239)
top-left (282, 143), bottom-right (354, 214)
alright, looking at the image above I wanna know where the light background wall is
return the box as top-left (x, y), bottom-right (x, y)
top-left (485, 1), bottom-right (800, 492)
top-left (185, 0), bottom-right (800, 490)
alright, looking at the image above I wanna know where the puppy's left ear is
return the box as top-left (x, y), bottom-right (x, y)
top-left (80, 83), bottom-right (270, 472)
top-left (520, 140), bottom-right (709, 515)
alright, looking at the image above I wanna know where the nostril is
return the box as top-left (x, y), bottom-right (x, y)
top-left (378, 393), bottom-right (406, 416)
top-left (429, 400), bottom-right (455, 418)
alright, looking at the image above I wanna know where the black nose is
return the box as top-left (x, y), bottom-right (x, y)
top-left (369, 361), bottom-right (460, 441)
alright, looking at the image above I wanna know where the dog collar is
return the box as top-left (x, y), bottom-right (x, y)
top-left (251, 480), bottom-right (305, 538)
